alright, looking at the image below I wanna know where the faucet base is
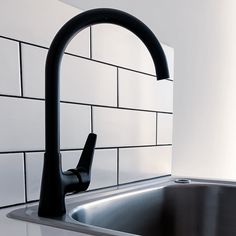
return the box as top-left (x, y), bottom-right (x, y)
top-left (38, 152), bottom-right (66, 217)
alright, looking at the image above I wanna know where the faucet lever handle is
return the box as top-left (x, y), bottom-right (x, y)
top-left (68, 133), bottom-right (97, 191)
top-left (77, 133), bottom-right (97, 172)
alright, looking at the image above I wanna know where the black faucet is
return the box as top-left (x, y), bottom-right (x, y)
top-left (38, 8), bottom-right (169, 217)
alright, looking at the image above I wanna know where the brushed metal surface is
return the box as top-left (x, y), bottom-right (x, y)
top-left (8, 177), bottom-right (236, 236)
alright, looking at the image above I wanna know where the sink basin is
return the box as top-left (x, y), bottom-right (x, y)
top-left (8, 177), bottom-right (236, 236)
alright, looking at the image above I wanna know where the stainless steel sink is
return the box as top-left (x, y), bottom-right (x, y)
top-left (8, 177), bottom-right (236, 236)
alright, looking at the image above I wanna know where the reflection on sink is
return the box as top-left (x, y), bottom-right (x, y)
top-left (8, 177), bottom-right (236, 236)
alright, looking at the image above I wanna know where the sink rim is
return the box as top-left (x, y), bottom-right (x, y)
top-left (7, 176), bottom-right (236, 236)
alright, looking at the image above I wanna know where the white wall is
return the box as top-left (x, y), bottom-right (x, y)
top-left (66, 0), bottom-right (236, 181)
top-left (0, 0), bottom-right (173, 207)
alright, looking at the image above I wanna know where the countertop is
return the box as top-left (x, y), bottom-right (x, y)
top-left (0, 205), bottom-right (90, 236)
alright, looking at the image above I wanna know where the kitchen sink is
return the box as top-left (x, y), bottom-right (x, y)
top-left (8, 177), bottom-right (236, 236)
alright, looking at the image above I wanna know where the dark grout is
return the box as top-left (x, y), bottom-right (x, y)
top-left (117, 148), bottom-right (120, 185)
top-left (0, 94), bottom-right (173, 115)
top-left (117, 174), bottom-right (171, 187)
top-left (0, 34), bottom-right (173, 209)
top-left (18, 42), bottom-right (24, 97)
top-left (0, 144), bottom-right (172, 155)
top-left (156, 113), bottom-right (158, 145)
top-left (117, 68), bottom-right (119, 107)
top-left (22, 152), bottom-right (28, 203)
top-left (89, 26), bottom-right (92, 59)
top-left (0, 34), bottom-right (173, 81)
top-left (90, 106), bottom-right (94, 133)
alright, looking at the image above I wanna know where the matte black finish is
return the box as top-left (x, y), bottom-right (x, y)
top-left (38, 8), bottom-right (169, 217)
top-left (38, 133), bottom-right (97, 217)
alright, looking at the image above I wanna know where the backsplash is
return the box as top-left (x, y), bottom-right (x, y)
top-left (0, 22), bottom-right (173, 207)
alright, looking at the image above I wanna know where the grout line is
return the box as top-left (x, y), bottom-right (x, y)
top-left (0, 94), bottom-right (173, 115)
top-left (105, 144), bottom-right (172, 149)
top-left (64, 144), bottom-right (172, 151)
top-left (117, 174), bottom-right (171, 187)
top-left (0, 34), bottom-right (173, 82)
top-left (0, 151), bottom-right (37, 154)
top-left (24, 199), bottom-right (38, 204)
top-left (163, 77), bottom-right (173, 82)
top-left (117, 148), bottom-right (120, 185)
top-left (0, 34), bottom-right (174, 208)
top-left (0, 202), bottom-right (27, 210)
top-left (156, 113), bottom-right (158, 145)
top-left (117, 68), bottom-right (119, 107)
top-left (65, 50), bottom-right (172, 80)
top-left (89, 26), bottom-right (92, 59)
top-left (22, 152), bottom-right (28, 203)
top-left (61, 99), bottom-right (172, 114)
top-left (0, 35), bottom-right (48, 50)
top-left (0, 144), bottom-right (172, 155)
top-left (90, 106), bottom-right (93, 133)
top-left (0, 199), bottom-right (39, 210)
top-left (0, 94), bottom-right (44, 101)
top-left (18, 42), bottom-right (24, 97)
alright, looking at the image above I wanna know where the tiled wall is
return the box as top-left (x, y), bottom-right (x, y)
top-left (0, 24), bottom-right (174, 207)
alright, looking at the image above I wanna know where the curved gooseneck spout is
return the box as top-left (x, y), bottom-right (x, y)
top-left (38, 8), bottom-right (169, 217)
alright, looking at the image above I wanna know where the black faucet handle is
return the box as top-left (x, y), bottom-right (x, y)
top-left (77, 133), bottom-right (97, 171)
top-left (67, 133), bottom-right (97, 191)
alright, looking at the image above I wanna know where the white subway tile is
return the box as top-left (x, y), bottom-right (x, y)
top-left (89, 149), bottom-right (117, 189)
top-left (0, 153), bottom-right (25, 206)
top-left (92, 24), bottom-right (174, 77)
top-left (26, 149), bottom-right (117, 201)
top-left (0, 97), bottom-right (91, 151)
top-left (25, 152), bottom-right (43, 201)
top-left (0, 97), bottom-right (44, 151)
top-left (22, 44), bottom-right (117, 106)
top-left (157, 113), bottom-right (173, 144)
top-left (119, 69), bottom-right (173, 112)
top-left (119, 146), bottom-right (172, 184)
top-left (21, 44), bottom-right (46, 98)
top-left (60, 103), bottom-right (91, 149)
top-left (0, 2), bottom-right (90, 57)
top-left (61, 151), bottom-right (80, 170)
top-left (61, 54), bottom-right (117, 106)
top-left (92, 24), bottom-right (155, 74)
top-left (0, 38), bottom-right (21, 96)
top-left (93, 107), bottom-right (156, 147)
top-left (66, 28), bottom-right (90, 57)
